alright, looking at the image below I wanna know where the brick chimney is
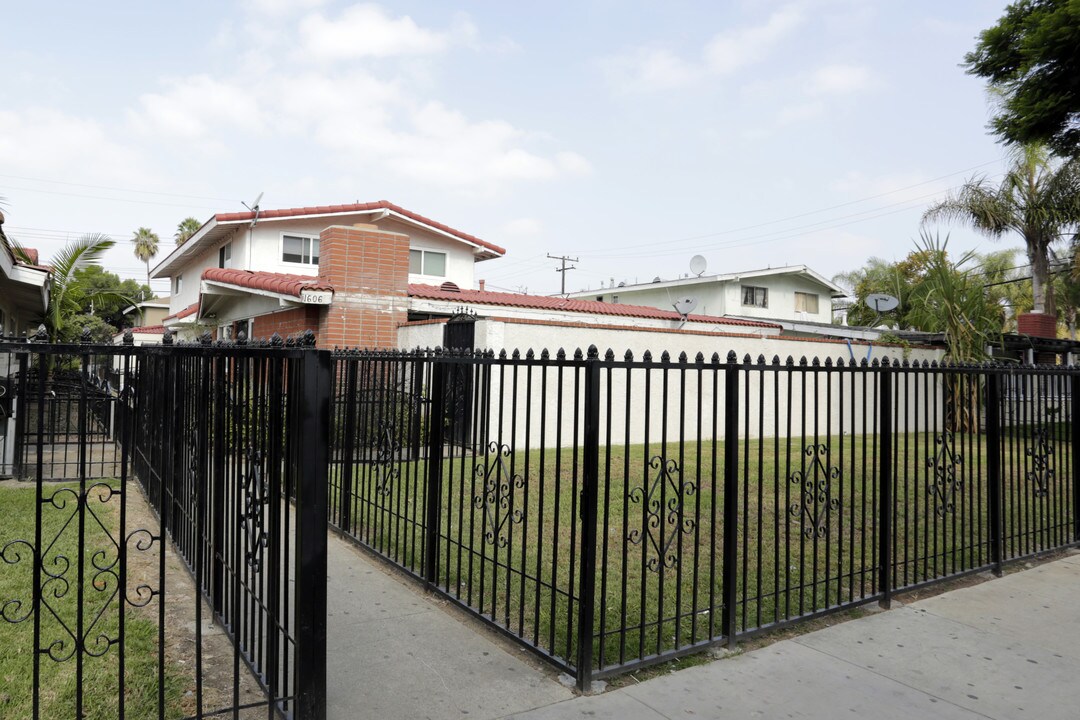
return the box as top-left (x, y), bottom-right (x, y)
top-left (478, 279), bottom-right (485, 291)
top-left (316, 224), bottom-right (410, 348)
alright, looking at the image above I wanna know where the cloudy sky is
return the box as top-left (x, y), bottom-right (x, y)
top-left (1, 0), bottom-right (1016, 298)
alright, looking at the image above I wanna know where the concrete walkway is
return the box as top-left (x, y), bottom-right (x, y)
top-left (507, 552), bottom-right (1080, 720)
top-left (326, 533), bottom-right (573, 719)
top-left (325, 529), bottom-right (1080, 719)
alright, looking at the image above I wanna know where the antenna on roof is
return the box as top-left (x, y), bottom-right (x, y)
top-left (672, 296), bottom-right (698, 328)
top-left (690, 255), bottom-right (707, 276)
top-left (864, 293), bottom-right (899, 327)
top-left (241, 191), bottom-right (264, 229)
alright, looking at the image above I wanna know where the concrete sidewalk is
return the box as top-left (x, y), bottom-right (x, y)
top-left (507, 552), bottom-right (1080, 720)
top-left (325, 533), bottom-right (573, 719)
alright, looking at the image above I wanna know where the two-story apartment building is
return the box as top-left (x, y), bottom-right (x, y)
top-left (567, 266), bottom-right (847, 325)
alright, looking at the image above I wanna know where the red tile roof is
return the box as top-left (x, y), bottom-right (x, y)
top-left (21, 248), bottom-right (39, 265)
top-left (202, 268), bottom-right (333, 298)
top-left (212, 200), bottom-right (505, 256)
top-left (126, 325), bottom-right (165, 334)
top-left (164, 302), bottom-right (199, 322)
top-left (408, 284), bottom-right (782, 329)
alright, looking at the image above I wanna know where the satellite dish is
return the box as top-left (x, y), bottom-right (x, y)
top-left (673, 297), bottom-right (699, 316)
top-left (690, 255), bottom-right (707, 276)
top-left (865, 293), bottom-right (900, 313)
top-left (242, 191), bottom-right (264, 228)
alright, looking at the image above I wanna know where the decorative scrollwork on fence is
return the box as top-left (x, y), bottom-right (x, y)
top-left (372, 417), bottom-right (401, 497)
top-left (789, 444), bottom-right (841, 539)
top-left (1, 539), bottom-right (35, 624)
top-left (473, 442), bottom-right (525, 547)
top-left (1026, 426), bottom-right (1055, 498)
top-left (241, 448), bottom-right (270, 571)
top-left (1, 484), bottom-right (123, 664)
top-left (627, 456), bottom-right (697, 572)
top-left (927, 433), bottom-right (964, 517)
top-left (124, 529), bottom-right (159, 608)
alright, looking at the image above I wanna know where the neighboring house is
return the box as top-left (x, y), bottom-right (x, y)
top-left (0, 215), bottom-right (51, 336)
top-left (566, 266), bottom-right (846, 326)
top-left (122, 297), bottom-right (171, 329)
top-left (151, 201), bottom-right (504, 347)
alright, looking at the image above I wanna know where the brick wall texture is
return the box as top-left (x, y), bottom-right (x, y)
top-left (316, 224), bottom-right (410, 348)
top-left (251, 306), bottom-right (322, 340)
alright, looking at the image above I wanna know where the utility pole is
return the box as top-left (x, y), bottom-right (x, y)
top-left (548, 253), bottom-right (578, 295)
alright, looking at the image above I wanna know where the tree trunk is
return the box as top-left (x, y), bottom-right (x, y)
top-left (1030, 242), bottom-right (1052, 315)
top-left (1069, 307), bottom-right (1077, 341)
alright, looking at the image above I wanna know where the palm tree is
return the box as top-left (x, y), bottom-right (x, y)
top-left (132, 227), bottom-right (160, 289)
top-left (11, 233), bottom-right (120, 341)
top-left (175, 216), bottom-right (201, 245)
top-left (922, 145), bottom-right (1080, 317)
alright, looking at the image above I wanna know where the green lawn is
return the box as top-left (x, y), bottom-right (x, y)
top-left (0, 483), bottom-right (188, 720)
top-left (330, 426), bottom-right (1075, 673)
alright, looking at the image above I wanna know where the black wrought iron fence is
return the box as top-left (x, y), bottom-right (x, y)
top-left (330, 346), bottom-right (1080, 690)
top-left (0, 335), bottom-right (330, 720)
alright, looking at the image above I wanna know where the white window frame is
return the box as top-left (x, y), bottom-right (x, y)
top-left (219, 242), bottom-right (232, 269)
top-left (741, 285), bottom-right (767, 308)
top-left (794, 291), bottom-right (820, 314)
top-left (280, 233), bottom-right (320, 266)
top-left (409, 248), bottom-right (448, 278)
top-left (174, 274), bottom-right (183, 295)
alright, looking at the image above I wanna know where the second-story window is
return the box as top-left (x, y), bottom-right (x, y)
top-left (409, 249), bottom-right (447, 277)
top-left (795, 291), bottom-right (819, 313)
top-left (741, 285), bottom-right (767, 308)
top-left (218, 242), bottom-right (232, 269)
top-left (283, 234), bottom-right (319, 265)
top-left (174, 274), bottom-right (183, 295)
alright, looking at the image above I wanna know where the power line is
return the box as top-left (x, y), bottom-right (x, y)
top-left (0, 184), bottom-right (222, 210)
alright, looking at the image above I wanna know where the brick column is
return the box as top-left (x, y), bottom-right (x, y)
top-left (1017, 312), bottom-right (1059, 364)
top-left (317, 224), bottom-right (410, 349)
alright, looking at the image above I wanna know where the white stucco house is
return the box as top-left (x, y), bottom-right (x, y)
top-left (567, 265), bottom-right (847, 326)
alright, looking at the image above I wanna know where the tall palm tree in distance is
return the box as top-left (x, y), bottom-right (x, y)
top-left (132, 227), bottom-right (160, 290)
top-left (175, 216), bottom-right (201, 245)
top-left (922, 144), bottom-right (1080, 317)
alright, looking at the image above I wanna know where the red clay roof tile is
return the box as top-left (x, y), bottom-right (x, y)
top-left (407, 284), bottom-right (781, 329)
top-left (202, 268), bottom-right (333, 298)
top-left (164, 302), bottom-right (199, 322)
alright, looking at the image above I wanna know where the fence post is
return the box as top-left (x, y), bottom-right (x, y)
top-left (722, 351), bottom-right (739, 647)
top-left (424, 353), bottom-right (447, 585)
top-left (295, 349), bottom-right (330, 720)
top-left (985, 371), bottom-right (1004, 575)
top-left (878, 359), bottom-right (893, 609)
top-left (211, 355), bottom-right (226, 616)
top-left (339, 358), bottom-right (358, 533)
top-left (13, 351), bottom-right (28, 478)
top-left (1072, 373), bottom-right (1080, 543)
top-left (576, 346), bottom-right (601, 692)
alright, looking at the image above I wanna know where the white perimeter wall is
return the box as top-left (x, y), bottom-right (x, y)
top-left (398, 319), bottom-right (946, 448)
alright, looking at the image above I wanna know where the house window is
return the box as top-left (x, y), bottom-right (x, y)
top-left (174, 274), bottom-right (183, 295)
top-left (218, 242), bottom-right (232, 269)
top-left (741, 285), bottom-right (767, 308)
top-left (795, 292), bottom-right (819, 314)
top-left (409, 249), bottom-right (447, 277)
top-left (282, 234), bottom-right (319, 265)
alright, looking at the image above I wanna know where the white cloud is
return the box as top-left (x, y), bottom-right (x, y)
top-left (244, 0), bottom-right (325, 15)
top-left (703, 4), bottom-right (803, 75)
top-left (299, 3), bottom-right (449, 61)
top-left (775, 101), bottom-right (825, 126)
top-left (129, 75), bottom-right (263, 141)
top-left (118, 5), bottom-right (586, 196)
top-left (605, 3), bottom-right (802, 93)
top-left (603, 48), bottom-right (699, 92)
top-left (807, 63), bottom-right (872, 96)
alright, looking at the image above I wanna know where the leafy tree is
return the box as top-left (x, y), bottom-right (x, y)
top-left (965, 0), bottom-right (1080, 158)
top-left (71, 265), bottom-right (151, 328)
top-left (175, 216), bottom-right (201, 245)
top-left (922, 144), bottom-right (1080, 317)
top-left (132, 227), bottom-right (160, 289)
top-left (12, 234), bottom-right (129, 342)
top-left (59, 313), bottom-right (118, 344)
top-left (832, 257), bottom-right (911, 327)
